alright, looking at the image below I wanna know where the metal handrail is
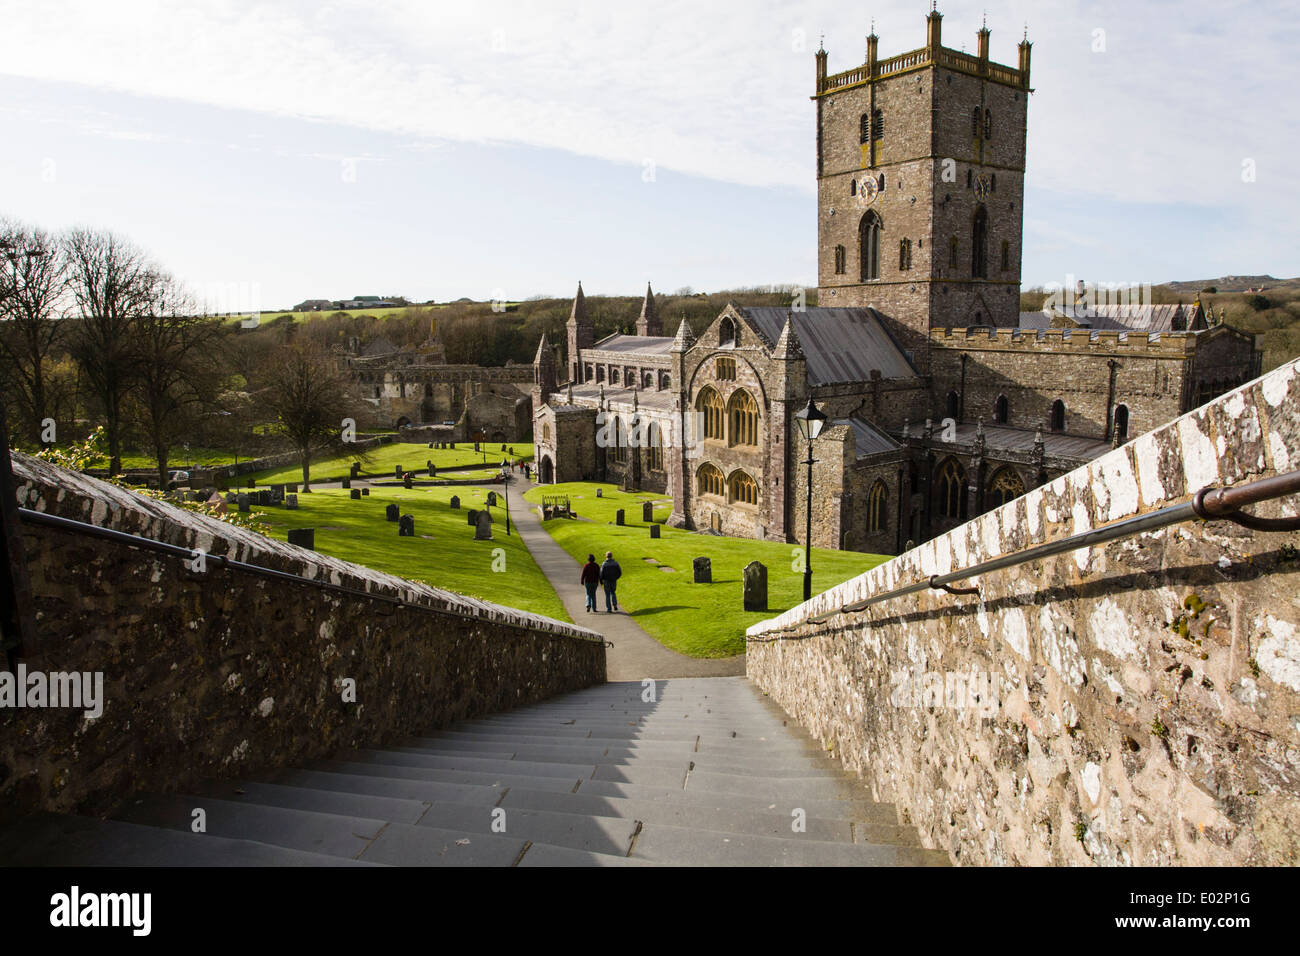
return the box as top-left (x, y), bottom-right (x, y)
top-left (17, 507), bottom-right (609, 646)
top-left (769, 470), bottom-right (1300, 633)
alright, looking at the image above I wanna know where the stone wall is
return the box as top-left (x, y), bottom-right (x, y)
top-left (1, 453), bottom-right (605, 824)
top-left (746, 358), bottom-right (1300, 865)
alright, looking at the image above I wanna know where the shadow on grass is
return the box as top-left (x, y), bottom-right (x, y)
top-left (626, 605), bottom-right (693, 616)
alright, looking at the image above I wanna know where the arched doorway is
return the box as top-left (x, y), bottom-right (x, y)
top-left (539, 455), bottom-right (554, 484)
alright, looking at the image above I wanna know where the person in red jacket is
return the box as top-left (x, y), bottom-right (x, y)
top-left (579, 554), bottom-right (601, 612)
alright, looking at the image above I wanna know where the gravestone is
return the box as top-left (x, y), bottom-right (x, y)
top-left (743, 561), bottom-right (768, 612)
top-left (467, 509), bottom-right (479, 526)
top-left (272, 484), bottom-right (285, 496)
top-left (287, 528), bottom-right (314, 550)
top-left (474, 510), bottom-right (493, 540)
top-left (237, 494), bottom-right (250, 513)
top-left (285, 493), bottom-right (298, 510)
top-left (341, 478), bottom-right (351, 489)
top-left (486, 491), bottom-right (497, 507)
top-left (473, 442), bottom-right (480, 452)
top-left (615, 509), bottom-right (625, 526)
top-left (385, 503), bottom-right (400, 522)
top-left (350, 489), bottom-right (361, 500)
top-left (595, 488), bottom-right (603, 498)
top-left (394, 465), bottom-right (403, 479)
top-left (449, 495), bottom-right (460, 509)
top-left (428, 442), bottom-right (434, 449)
top-left (428, 464), bottom-right (437, 477)
top-left (398, 514), bottom-right (414, 537)
top-left (642, 501), bottom-right (653, 522)
top-left (248, 477), bottom-right (255, 487)
top-left (426, 460), bottom-right (433, 472)
top-left (362, 488), bottom-right (370, 496)
top-left (404, 473), bottom-right (413, 489)
top-left (693, 557), bottom-right (712, 584)
top-left (225, 492), bottom-right (237, 504)
top-left (286, 483), bottom-right (297, 494)
top-left (351, 462), bottom-right (361, 478)
top-left (650, 524), bottom-right (661, 539)
top-left (500, 444), bottom-right (506, 451)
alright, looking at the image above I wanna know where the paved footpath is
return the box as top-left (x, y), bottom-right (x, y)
top-left (503, 476), bottom-right (745, 681)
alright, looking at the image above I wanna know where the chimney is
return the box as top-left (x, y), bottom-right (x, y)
top-left (866, 31), bottom-right (878, 75)
top-left (977, 22), bottom-right (990, 63)
top-left (1018, 31), bottom-right (1032, 87)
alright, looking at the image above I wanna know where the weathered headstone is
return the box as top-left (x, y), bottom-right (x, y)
top-left (341, 478), bottom-right (351, 489)
top-left (350, 489), bottom-right (361, 500)
top-left (426, 460), bottom-right (433, 471)
top-left (362, 488), bottom-right (370, 496)
top-left (500, 444), bottom-right (506, 451)
top-left (486, 491), bottom-right (497, 507)
top-left (642, 501), bottom-right (653, 522)
top-left (386, 503), bottom-right (400, 522)
top-left (449, 495), bottom-right (460, 509)
top-left (693, 557), bottom-right (712, 584)
top-left (272, 484), bottom-right (285, 496)
top-left (650, 524), bottom-right (661, 539)
top-left (428, 464), bottom-right (437, 477)
top-left (428, 442), bottom-right (434, 449)
top-left (467, 509), bottom-right (479, 526)
top-left (394, 465), bottom-right (403, 479)
top-left (475, 509), bottom-right (493, 540)
top-left (287, 528), bottom-right (314, 550)
top-left (743, 561), bottom-right (768, 612)
top-left (285, 493), bottom-right (298, 510)
top-left (398, 514), bottom-right (414, 537)
top-left (237, 493), bottom-right (250, 513)
top-left (615, 509), bottom-right (625, 526)
top-left (403, 473), bottom-right (413, 489)
top-left (595, 488), bottom-right (603, 498)
top-left (225, 492), bottom-right (237, 504)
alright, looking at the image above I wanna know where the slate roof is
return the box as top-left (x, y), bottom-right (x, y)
top-left (738, 307), bottom-right (917, 385)
top-left (832, 417), bottom-right (901, 458)
top-left (1019, 304), bottom-right (1205, 333)
top-left (944, 422), bottom-right (1111, 462)
top-left (590, 334), bottom-right (676, 356)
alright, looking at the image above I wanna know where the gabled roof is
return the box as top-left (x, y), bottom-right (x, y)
top-left (589, 334), bottom-right (675, 356)
top-left (1019, 303), bottom-right (1206, 333)
top-left (737, 307), bottom-right (917, 385)
top-left (833, 417), bottom-right (901, 458)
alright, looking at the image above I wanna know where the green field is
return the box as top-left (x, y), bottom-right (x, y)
top-left (258, 484), bottom-right (567, 622)
top-left (244, 442), bottom-right (534, 485)
top-left (524, 482), bottom-right (890, 657)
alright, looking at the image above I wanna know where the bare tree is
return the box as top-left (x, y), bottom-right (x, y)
top-left (0, 221), bottom-right (68, 444)
top-left (132, 278), bottom-right (227, 488)
top-left (260, 341), bottom-right (353, 490)
top-left (63, 228), bottom-right (160, 475)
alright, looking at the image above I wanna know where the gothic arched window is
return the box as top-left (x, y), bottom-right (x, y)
top-left (871, 109), bottom-right (884, 142)
top-left (972, 206), bottom-right (989, 279)
top-left (988, 468), bottom-right (1025, 508)
top-left (728, 469), bottom-right (759, 506)
top-left (727, 389), bottom-right (759, 448)
top-left (860, 211), bottom-right (882, 281)
top-left (1114, 404), bottom-right (1130, 443)
top-left (936, 457), bottom-right (968, 520)
top-left (719, 317), bottom-right (736, 347)
top-left (859, 113), bottom-right (870, 144)
top-left (697, 462), bottom-right (725, 497)
top-left (868, 480), bottom-right (888, 533)
top-left (608, 415), bottom-right (626, 463)
top-left (946, 391), bottom-right (960, 420)
top-left (696, 387), bottom-right (724, 441)
top-left (1050, 399), bottom-right (1066, 432)
top-left (994, 394), bottom-right (1009, 424)
top-left (647, 421), bottom-right (664, 471)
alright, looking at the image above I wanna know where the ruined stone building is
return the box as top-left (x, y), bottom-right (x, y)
top-left (346, 322), bottom-right (534, 442)
top-left (531, 8), bottom-right (1262, 554)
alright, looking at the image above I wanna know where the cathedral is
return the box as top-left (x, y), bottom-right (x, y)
top-left (531, 8), bottom-right (1260, 555)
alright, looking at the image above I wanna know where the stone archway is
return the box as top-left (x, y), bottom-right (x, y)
top-left (539, 455), bottom-right (554, 484)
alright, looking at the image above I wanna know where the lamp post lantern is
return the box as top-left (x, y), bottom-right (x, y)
top-left (793, 396), bottom-right (827, 603)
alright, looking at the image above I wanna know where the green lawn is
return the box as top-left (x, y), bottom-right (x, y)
top-left (524, 482), bottom-right (890, 658)
top-left (245, 442), bottom-right (534, 486)
top-left (258, 484), bottom-right (568, 623)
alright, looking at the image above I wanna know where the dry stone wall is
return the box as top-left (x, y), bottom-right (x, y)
top-left (1, 453), bottom-right (605, 824)
top-left (747, 358), bottom-right (1300, 865)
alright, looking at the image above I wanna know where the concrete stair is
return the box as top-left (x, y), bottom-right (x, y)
top-left (0, 677), bottom-right (947, 867)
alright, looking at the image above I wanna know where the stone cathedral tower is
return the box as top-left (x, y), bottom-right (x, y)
top-left (814, 7), bottom-right (1032, 365)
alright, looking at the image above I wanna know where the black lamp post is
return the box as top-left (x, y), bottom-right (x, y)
top-left (793, 396), bottom-right (827, 602)
top-left (501, 458), bottom-right (511, 535)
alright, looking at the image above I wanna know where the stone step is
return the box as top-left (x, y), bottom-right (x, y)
top-left (571, 778), bottom-right (863, 819)
top-left (346, 749), bottom-right (595, 780)
top-left (587, 763), bottom-right (858, 802)
top-left (516, 844), bottom-right (661, 866)
top-left (627, 822), bottom-right (950, 867)
top-left (407, 730), bottom-right (820, 758)
top-left (203, 779), bottom-right (433, 825)
top-left (306, 759), bottom-right (584, 795)
top-left (267, 768), bottom-right (512, 805)
top-left (422, 725), bottom-right (818, 751)
top-left (389, 743), bottom-right (841, 776)
top-left (498, 785), bottom-right (911, 842)
top-left (414, 803), bottom-right (640, 856)
top-left (356, 822), bottom-right (528, 866)
top-left (0, 812), bottom-right (380, 867)
top-left (114, 794), bottom-right (387, 859)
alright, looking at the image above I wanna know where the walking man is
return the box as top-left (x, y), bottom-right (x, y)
top-left (599, 550), bottom-right (622, 613)
top-left (580, 554), bottom-right (601, 613)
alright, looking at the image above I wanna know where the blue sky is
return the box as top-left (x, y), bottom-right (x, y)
top-left (1, 0), bottom-right (1295, 310)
